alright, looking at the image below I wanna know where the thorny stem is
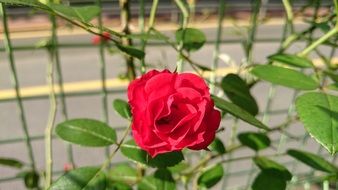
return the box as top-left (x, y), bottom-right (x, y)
top-left (140, 0), bottom-right (159, 74)
top-left (96, 0), bottom-right (110, 164)
top-left (210, 0), bottom-right (225, 93)
top-left (44, 11), bottom-right (59, 188)
top-left (91, 126), bottom-right (131, 182)
top-left (0, 3), bottom-right (37, 171)
top-left (282, 0), bottom-right (294, 33)
top-left (299, 27), bottom-right (338, 57)
top-left (175, 0), bottom-right (189, 72)
top-left (48, 5), bottom-right (75, 168)
top-left (244, 0), bottom-right (261, 65)
top-left (119, 0), bottom-right (136, 80)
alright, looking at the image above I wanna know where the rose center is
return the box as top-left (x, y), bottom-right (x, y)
top-left (156, 102), bottom-right (196, 127)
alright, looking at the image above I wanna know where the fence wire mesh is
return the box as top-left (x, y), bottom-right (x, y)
top-left (0, 0), bottom-right (337, 189)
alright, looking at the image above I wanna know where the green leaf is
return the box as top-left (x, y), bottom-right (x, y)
top-left (154, 169), bottom-right (176, 190)
top-left (212, 95), bottom-right (269, 130)
top-left (106, 182), bottom-right (132, 190)
top-left (253, 156), bottom-right (292, 180)
top-left (138, 169), bottom-right (176, 190)
top-left (295, 92), bottom-right (338, 154)
top-left (113, 99), bottom-right (132, 120)
top-left (0, 0), bottom-right (46, 8)
top-left (314, 21), bottom-right (331, 33)
top-left (168, 162), bottom-right (190, 173)
top-left (193, 63), bottom-right (212, 71)
top-left (250, 65), bottom-right (318, 90)
top-left (287, 149), bottom-right (338, 173)
top-left (19, 170), bottom-right (39, 189)
top-left (252, 171), bottom-right (286, 190)
top-left (197, 164), bottom-right (224, 188)
top-left (116, 44), bottom-right (145, 60)
top-left (48, 4), bottom-right (100, 23)
top-left (208, 137), bottom-right (226, 154)
top-left (49, 167), bottom-right (105, 190)
top-left (108, 164), bottom-right (137, 185)
top-left (238, 132), bottom-right (271, 151)
top-left (327, 83), bottom-right (338, 91)
top-left (0, 158), bottom-right (23, 169)
top-left (221, 74), bottom-right (258, 115)
top-left (324, 70), bottom-right (338, 83)
top-left (137, 175), bottom-right (157, 190)
top-left (55, 118), bottom-right (116, 147)
top-left (120, 140), bottom-right (184, 168)
top-left (268, 54), bottom-right (313, 68)
top-left (125, 33), bottom-right (164, 41)
top-left (175, 28), bottom-right (206, 51)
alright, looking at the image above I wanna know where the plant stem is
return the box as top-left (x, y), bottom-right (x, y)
top-left (210, 0), bottom-right (225, 93)
top-left (139, 0), bottom-right (146, 74)
top-left (49, 8), bottom-right (75, 168)
top-left (0, 3), bottom-right (37, 172)
top-left (299, 27), bottom-right (338, 57)
top-left (77, 125), bottom-right (131, 189)
top-left (140, 0), bottom-right (159, 74)
top-left (175, 0), bottom-right (189, 72)
top-left (44, 12), bottom-right (59, 188)
top-left (218, 153), bottom-right (286, 164)
top-left (119, 0), bottom-right (136, 80)
top-left (96, 0), bottom-right (110, 163)
top-left (282, 0), bottom-right (294, 33)
top-left (244, 0), bottom-right (261, 65)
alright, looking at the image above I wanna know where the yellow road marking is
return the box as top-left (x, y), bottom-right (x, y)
top-left (0, 67), bottom-right (236, 100)
top-left (1, 57), bottom-right (336, 101)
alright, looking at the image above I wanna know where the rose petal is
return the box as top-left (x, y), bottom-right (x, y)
top-left (175, 73), bottom-right (210, 98)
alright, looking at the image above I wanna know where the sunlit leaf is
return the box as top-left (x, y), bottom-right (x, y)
top-left (197, 164), bottom-right (224, 189)
top-left (327, 83), bottom-right (338, 91)
top-left (0, 0), bottom-right (46, 8)
top-left (120, 140), bottom-right (184, 168)
top-left (296, 92), bottom-right (338, 154)
top-left (212, 95), bottom-right (269, 130)
top-left (55, 118), bottom-right (116, 147)
top-left (287, 149), bottom-right (338, 173)
top-left (175, 28), bottom-right (206, 51)
top-left (49, 167), bottom-right (105, 190)
top-left (106, 182), bottom-right (131, 190)
top-left (324, 70), bottom-right (338, 83)
top-left (113, 99), bottom-right (132, 120)
top-left (250, 65), bottom-right (318, 90)
top-left (47, 3), bottom-right (100, 23)
top-left (108, 164), bottom-right (138, 185)
top-left (138, 169), bottom-right (176, 190)
top-left (168, 162), bottom-right (190, 174)
top-left (268, 54), bottom-right (313, 68)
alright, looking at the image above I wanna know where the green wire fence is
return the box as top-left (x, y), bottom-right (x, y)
top-left (0, 0), bottom-right (337, 189)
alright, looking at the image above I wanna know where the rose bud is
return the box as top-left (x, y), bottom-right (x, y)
top-left (128, 69), bottom-right (221, 157)
top-left (63, 163), bottom-right (73, 172)
top-left (91, 31), bottom-right (111, 45)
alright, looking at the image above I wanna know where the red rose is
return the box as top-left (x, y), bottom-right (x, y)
top-left (128, 70), bottom-right (221, 157)
top-left (92, 31), bottom-right (111, 45)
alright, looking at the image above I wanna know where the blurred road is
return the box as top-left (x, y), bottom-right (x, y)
top-left (0, 22), bottom-right (336, 189)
